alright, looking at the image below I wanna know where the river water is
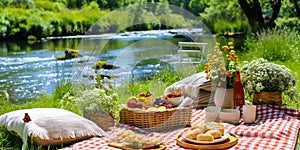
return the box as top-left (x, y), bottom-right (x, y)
top-left (0, 29), bottom-right (214, 102)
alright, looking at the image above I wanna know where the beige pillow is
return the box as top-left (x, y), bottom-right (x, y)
top-left (0, 108), bottom-right (107, 150)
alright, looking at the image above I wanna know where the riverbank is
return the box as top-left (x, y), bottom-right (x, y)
top-left (0, 28), bottom-right (210, 102)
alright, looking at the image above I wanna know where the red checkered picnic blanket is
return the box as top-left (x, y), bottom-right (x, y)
top-left (60, 105), bottom-right (300, 150)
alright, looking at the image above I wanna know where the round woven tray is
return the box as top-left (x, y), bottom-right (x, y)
top-left (176, 132), bottom-right (238, 149)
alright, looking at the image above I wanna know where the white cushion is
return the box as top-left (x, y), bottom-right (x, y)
top-left (0, 108), bottom-right (107, 150)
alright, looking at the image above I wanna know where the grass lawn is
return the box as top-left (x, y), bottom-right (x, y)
top-left (0, 27), bottom-right (300, 149)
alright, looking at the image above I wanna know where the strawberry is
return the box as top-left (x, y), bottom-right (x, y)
top-left (139, 93), bottom-right (145, 97)
top-left (146, 93), bottom-right (151, 97)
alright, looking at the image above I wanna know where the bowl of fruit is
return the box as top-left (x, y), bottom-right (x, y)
top-left (165, 91), bottom-right (183, 106)
top-left (126, 92), bottom-right (154, 110)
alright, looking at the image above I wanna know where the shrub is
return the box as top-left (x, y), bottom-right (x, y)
top-left (243, 27), bottom-right (299, 62)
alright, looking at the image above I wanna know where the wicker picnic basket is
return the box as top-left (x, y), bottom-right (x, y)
top-left (119, 106), bottom-right (192, 132)
top-left (83, 111), bottom-right (115, 131)
top-left (253, 91), bottom-right (282, 106)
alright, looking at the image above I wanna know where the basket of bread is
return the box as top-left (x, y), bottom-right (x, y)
top-left (119, 92), bottom-right (192, 131)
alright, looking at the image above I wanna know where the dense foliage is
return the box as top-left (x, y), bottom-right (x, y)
top-left (0, 0), bottom-right (299, 40)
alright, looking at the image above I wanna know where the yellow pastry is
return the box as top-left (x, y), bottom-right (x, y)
top-left (191, 124), bottom-right (201, 130)
top-left (185, 128), bottom-right (202, 140)
top-left (196, 133), bottom-right (214, 141)
top-left (203, 122), bottom-right (224, 134)
top-left (205, 129), bottom-right (223, 138)
top-left (185, 132), bottom-right (195, 140)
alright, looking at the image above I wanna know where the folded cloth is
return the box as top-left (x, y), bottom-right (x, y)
top-left (164, 72), bottom-right (215, 109)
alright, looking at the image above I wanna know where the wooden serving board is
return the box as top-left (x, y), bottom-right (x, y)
top-left (108, 142), bottom-right (167, 150)
top-left (176, 132), bottom-right (238, 149)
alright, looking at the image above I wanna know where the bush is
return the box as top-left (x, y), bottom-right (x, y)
top-left (243, 27), bottom-right (300, 62)
top-left (276, 17), bottom-right (300, 31)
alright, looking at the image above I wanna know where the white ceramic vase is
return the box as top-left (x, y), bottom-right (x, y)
top-left (214, 87), bottom-right (234, 109)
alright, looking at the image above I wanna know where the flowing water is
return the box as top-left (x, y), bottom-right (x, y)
top-left (0, 29), bottom-right (214, 102)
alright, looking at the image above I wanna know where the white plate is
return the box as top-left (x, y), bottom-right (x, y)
top-left (182, 131), bottom-right (230, 144)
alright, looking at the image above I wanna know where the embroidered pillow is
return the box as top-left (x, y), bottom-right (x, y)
top-left (0, 108), bottom-right (107, 150)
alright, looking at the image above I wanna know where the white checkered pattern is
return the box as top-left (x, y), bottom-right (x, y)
top-left (60, 105), bottom-right (300, 150)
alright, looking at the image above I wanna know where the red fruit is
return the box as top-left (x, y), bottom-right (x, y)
top-left (167, 94), bottom-right (173, 98)
top-left (146, 93), bottom-right (151, 97)
top-left (164, 104), bottom-right (173, 109)
top-left (139, 93), bottom-right (145, 97)
top-left (136, 102), bottom-right (143, 109)
top-left (127, 101), bottom-right (136, 108)
top-left (127, 98), bottom-right (138, 108)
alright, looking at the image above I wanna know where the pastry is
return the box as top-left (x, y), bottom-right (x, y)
top-left (191, 124), bottom-right (201, 130)
top-left (203, 122), bottom-right (224, 134)
top-left (196, 133), bottom-right (214, 141)
top-left (205, 129), bottom-right (223, 138)
top-left (185, 128), bottom-right (202, 140)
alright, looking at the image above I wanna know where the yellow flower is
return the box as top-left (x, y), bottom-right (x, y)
top-left (205, 42), bottom-right (239, 88)
top-left (218, 64), bottom-right (223, 68)
top-left (217, 51), bottom-right (223, 56)
top-left (226, 71), bottom-right (233, 77)
top-left (234, 55), bottom-right (238, 61)
top-left (226, 55), bottom-right (231, 60)
top-left (222, 46), bottom-right (229, 51)
top-left (214, 58), bottom-right (220, 63)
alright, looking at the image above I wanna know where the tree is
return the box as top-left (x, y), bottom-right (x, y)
top-left (188, 0), bottom-right (208, 15)
top-left (292, 0), bottom-right (300, 18)
top-left (238, 0), bottom-right (281, 31)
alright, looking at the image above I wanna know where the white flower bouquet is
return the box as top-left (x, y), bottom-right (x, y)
top-left (240, 58), bottom-right (297, 98)
top-left (74, 78), bottom-right (120, 121)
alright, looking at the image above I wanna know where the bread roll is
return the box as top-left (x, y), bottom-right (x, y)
top-left (185, 128), bottom-right (202, 140)
top-left (185, 132), bottom-right (195, 140)
top-left (196, 133), bottom-right (214, 141)
top-left (191, 124), bottom-right (201, 130)
top-left (205, 130), bottom-right (222, 138)
top-left (203, 122), bottom-right (224, 134)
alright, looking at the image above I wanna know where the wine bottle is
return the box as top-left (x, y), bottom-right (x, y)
top-left (233, 70), bottom-right (245, 108)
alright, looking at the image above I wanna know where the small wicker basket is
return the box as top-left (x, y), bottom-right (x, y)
top-left (253, 91), bottom-right (282, 106)
top-left (119, 106), bottom-right (192, 132)
top-left (83, 111), bottom-right (115, 131)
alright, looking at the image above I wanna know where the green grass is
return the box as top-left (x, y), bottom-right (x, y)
top-left (0, 27), bottom-right (300, 149)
